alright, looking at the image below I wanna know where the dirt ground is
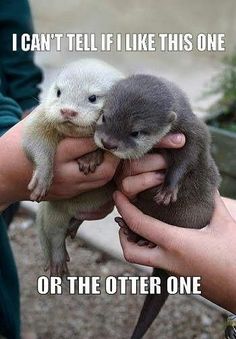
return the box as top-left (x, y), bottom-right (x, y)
top-left (9, 214), bottom-right (225, 339)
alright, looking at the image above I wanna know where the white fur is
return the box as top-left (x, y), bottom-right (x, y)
top-left (43, 58), bottom-right (124, 128)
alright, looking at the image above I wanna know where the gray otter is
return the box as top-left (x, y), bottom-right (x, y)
top-left (94, 74), bottom-right (220, 338)
top-left (23, 59), bottom-right (123, 276)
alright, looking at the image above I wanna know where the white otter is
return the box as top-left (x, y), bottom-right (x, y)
top-left (23, 59), bottom-right (123, 276)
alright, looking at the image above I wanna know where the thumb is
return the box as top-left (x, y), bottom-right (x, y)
top-left (155, 133), bottom-right (185, 149)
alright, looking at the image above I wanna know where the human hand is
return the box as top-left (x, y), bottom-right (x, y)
top-left (114, 190), bottom-right (236, 313)
top-left (115, 133), bottom-right (185, 199)
top-left (0, 119), bottom-right (119, 210)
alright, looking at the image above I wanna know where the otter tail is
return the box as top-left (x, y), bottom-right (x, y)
top-left (131, 268), bottom-right (169, 339)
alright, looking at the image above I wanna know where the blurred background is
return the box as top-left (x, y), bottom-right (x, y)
top-left (30, 0), bottom-right (236, 116)
top-left (13, 1), bottom-right (236, 338)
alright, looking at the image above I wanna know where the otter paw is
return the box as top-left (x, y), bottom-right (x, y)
top-left (115, 217), bottom-right (139, 242)
top-left (50, 258), bottom-right (70, 277)
top-left (136, 239), bottom-right (156, 248)
top-left (114, 217), bottom-right (155, 247)
top-left (225, 315), bottom-right (236, 339)
top-left (154, 185), bottom-right (178, 206)
top-left (78, 149), bottom-right (104, 175)
top-left (66, 218), bottom-right (83, 240)
top-left (28, 170), bottom-right (52, 202)
top-left (49, 245), bottom-right (70, 277)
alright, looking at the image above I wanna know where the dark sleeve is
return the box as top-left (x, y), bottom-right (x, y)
top-left (0, 0), bottom-right (43, 111)
top-left (0, 217), bottom-right (20, 339)
top-left (0, 92), bottom-right (21, 337)
top-left (0, 92), bottom-right (21, 136)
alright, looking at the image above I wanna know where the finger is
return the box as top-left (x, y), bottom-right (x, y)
top-left (120, 153), bottom-right (167, 178)
top-left (119, 229), bottom-right (167, 268)
top-left (78, 179), bottom-right (110, 193)
top-left (56, 138), bottom-right (97, 162)
top-left (50, 179), bottom-right (108, 200)
top-left (121, 172), bottom-right (164, 199)
top-left (60, 151), bottom-right (119, 184)
top-left (155, 133), bottom-right (185, 149)
top-left (114, 191), bottom-right (185, 248)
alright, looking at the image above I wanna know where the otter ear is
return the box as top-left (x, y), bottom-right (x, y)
top-left (168, 111), bottom-right (177, 123)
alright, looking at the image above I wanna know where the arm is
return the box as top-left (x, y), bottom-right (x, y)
top-left (0, 93), bottom-right (21, 338)
top-left (114, 133), bottom-right (236, 312)
top-left (0, 92), bottom-right (21, 136)
top-left (114, 191), bottom-right (236, 313)
top-left (0, 0), bottom-right (42, 111)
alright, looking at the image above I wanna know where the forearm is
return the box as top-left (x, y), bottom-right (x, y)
top-left (0, 121), bottom-right (32, 210)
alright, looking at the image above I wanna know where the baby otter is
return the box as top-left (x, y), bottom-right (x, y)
top-left (94, 74), bottom-right (220, 338)
top-left (23, 59), bottom-right (123, 276)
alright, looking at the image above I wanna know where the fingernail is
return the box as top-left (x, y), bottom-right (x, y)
top-left (170, 134), bottom-right (183, 144)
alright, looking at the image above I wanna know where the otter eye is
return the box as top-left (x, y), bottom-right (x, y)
top-left (130, 131), bottom-right (140, 138)
top-left (57, 89), bottom-right (61, 98)
top-left (88, 95), bottom-right (97, 103)
top-left (102, 115), bottom-right (106, 123)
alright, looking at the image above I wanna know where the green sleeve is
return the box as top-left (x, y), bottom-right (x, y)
top-left (0, 0), bottom-right (43, 111)
top-left (0, 92), bottom-right (21, 137)
top-left (0, 93), bottom-right (21, 338)
top-left (0, 217), bottom-right (20, 339)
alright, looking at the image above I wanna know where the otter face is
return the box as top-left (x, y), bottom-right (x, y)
top-left (95, 111), bottom-right (174, 159)
top-left (43, 59), bottom-right (124, 130)
top-left (94, 75), bottom-right (176, 159)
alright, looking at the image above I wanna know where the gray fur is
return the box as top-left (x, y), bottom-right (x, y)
top-left (95, 74), bottom-right (220, 338)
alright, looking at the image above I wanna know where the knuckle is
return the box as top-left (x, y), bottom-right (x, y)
top-left (121, 178), bottom-right (132, 195)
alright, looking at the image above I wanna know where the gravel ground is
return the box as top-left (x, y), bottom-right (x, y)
top-left (9, 213), bottom-right (225, 339)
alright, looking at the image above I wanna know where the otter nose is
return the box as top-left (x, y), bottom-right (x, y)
top-left (101, 138), bottom-right (118, 151)
top-left (60, 109), bottom-right (78, 118)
